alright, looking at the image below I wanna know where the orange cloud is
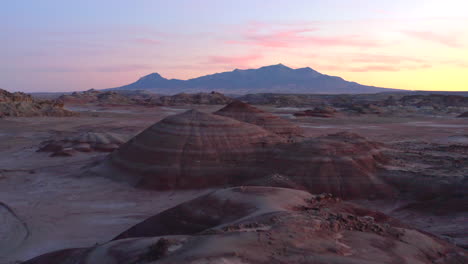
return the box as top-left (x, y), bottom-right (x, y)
top-left (320, 63), bottom-right (432, 72)
top-left (348, 54), bottom-right (425, 64)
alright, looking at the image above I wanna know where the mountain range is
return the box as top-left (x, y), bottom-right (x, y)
top-left (110, 64), bottom-right (399, 94)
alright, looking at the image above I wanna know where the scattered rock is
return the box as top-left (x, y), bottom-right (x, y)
top-left (38, 132), bottom-right (129, 156)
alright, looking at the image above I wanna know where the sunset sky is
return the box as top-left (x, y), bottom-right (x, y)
top-left (2, 0), bottom-right (467, 92)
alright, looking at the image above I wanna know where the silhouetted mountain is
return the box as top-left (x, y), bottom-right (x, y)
top-left (110, 64), bottom-right (399, 94)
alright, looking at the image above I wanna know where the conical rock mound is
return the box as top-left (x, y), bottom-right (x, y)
top-left (269, 132), bottom-right (394, 199)
top-left (215, 100), bottom-right (303, 137)
top-left (101, 109), bottom-right (284, 189)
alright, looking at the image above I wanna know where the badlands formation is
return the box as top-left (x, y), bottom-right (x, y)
top-left (0, 91), bottom-right (466, 263)
top-left (0, 88), bottom-right (75, 117)
top-left (92, 103), bottom-right (390, 200)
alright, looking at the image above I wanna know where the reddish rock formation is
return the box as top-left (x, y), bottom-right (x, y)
top-left (38, 132), bottom-right (129, 156)
top-left (96, 109), bottom-right (284, 189)
top-left (0, 88), bottom-right (76, 117)
top-left (268, 132), bottom-right (394, 199)
top-left (24, 187), bottom-right (467, 264)
top-left (215, 100), bottom-right (303, 137)
top-left (294, 106), bottom-right (337, 118)
top-left (91, 110), bottom-right (392, 199)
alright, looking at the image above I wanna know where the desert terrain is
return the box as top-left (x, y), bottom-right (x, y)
top-left (0, 91), bottom-right (467, 263)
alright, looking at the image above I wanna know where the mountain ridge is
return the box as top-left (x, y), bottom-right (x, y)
top-left (110, 64), bottom-right (400, 94)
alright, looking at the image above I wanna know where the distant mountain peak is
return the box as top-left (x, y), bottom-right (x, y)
top-left (138, 72), bottom-right (165, 81)
top-left (259, 63), bottom-right (292, 70)
top-left (111, 64), bottom-right (397, 94)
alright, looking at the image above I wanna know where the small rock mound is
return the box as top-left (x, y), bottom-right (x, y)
top-left (294, 106), bottom-right (337, 118)
top-left (215, 100), bottom-right (303, 137)
top-left (57, 89), bottom-right (136, 105)
top-left (0, 88), bottom-right (76, 117)
top-left (98, 109), bottom-right (284, 189)
top-left (153, 91), bottom-right (233, 106)
top-left (270, 132), bottom-right (394, 199)
top-left (345, 103), bottom-right (383, 114)
top-left (38, 132), bottom-right (129, 156)
top-left (24, 187), bottom-right (467, 264)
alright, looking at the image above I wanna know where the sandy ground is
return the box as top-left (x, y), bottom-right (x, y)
top-left (0, 105), bottom-right (467, 263)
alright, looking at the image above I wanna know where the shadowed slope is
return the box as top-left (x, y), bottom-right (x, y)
top-left (0, 202), bottom-right (29, 257)
top-left (24, 187), bottom-right (466, 264)
top-left (268, 132), bottom-right (394, 199)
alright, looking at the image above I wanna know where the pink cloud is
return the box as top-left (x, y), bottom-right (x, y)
top-left (134, 38), bottom-right (161, 45)
top-left (227, 23), bottom-right (380, 48)
top-left (402, 31), bottom-right (461, 47)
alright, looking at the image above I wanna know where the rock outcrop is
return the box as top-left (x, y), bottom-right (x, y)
top-left (96, 110), bottom-right (284, 189)
top-left (38, 132), bottom-right (130, 156)
top-left (457, 112), bottom-right (468, 118)
top-left (215, 100), bottom-right (303, 137)
top-left (345, 103), bottom-right (383, 114)
top-left (0, 89), bottom-right (75, 117)
top-left (24, 187), bottom-right (467, 264)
